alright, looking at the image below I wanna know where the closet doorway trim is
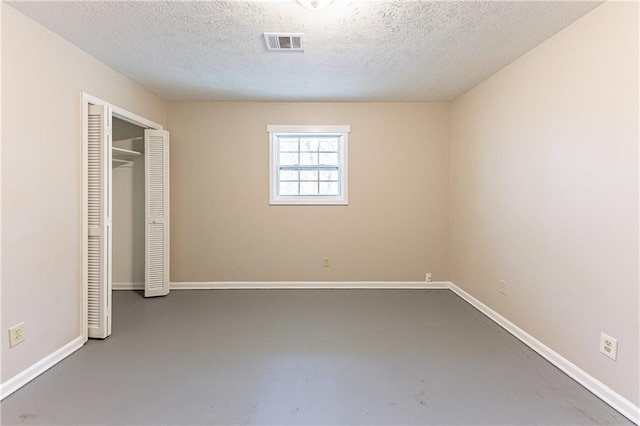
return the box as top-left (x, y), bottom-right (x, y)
top-left (81, 92), bottom-right (163, 342)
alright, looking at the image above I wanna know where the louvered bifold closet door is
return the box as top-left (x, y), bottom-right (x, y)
top-left (145, 129), bottom-right (170, 297)
top-left (87, 104), bottom-right (112, 338)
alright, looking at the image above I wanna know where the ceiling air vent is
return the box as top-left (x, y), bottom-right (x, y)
top-left (263, 33), bottom-right (304, 51)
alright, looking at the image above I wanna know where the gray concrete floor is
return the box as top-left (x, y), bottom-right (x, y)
top-left (1, 289), bottom-right (632, 425)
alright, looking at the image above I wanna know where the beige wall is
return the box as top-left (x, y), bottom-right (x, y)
top-left (1, 3), bottom-right (166, 382)
top-left (450, 1), bottom-right (639, 405)
top-left (167, 102), bottom-right (450, 282)
top-left (3, 0), bottom-right (637, 411)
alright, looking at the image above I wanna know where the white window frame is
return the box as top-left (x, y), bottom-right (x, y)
top-left (268, 125), bottom-right (350, 205)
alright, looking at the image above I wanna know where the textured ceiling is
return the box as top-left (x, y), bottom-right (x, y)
top-left (7, 0), bottom-right (602, 101)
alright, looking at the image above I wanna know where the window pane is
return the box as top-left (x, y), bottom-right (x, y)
top-left (279, 181), bottom-right (299, 195)
top-left (318, 139), bottom-right (338, 152)
top-left (319, 169), bottom-right (338, 181)
top-left (319, 153), bottom-right (338, 165)
top-left (279, 138), bottom-right (298, 152)
top-left (279, 169), bottom-right (299, 180)
top-left (300, 170), bottom-right (319, 181)
top-left (300, 138), bottom-right (319, 152)
top-left (279, 153), bottom-right (298, 166)
top-left (319, 181), bottom-right (339, 195)
top-left (270, 126), bottom-right (348, 204)
top-left (300, 182), bottom-right (318, 195)
top-left (299, 152), bottom-right (318, 165)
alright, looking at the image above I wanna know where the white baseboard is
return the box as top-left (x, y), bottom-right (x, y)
top-left (113, 282), bottom-right (144, 290)
top-left (447, 281), bottom-right (639, 424)
top-left (118, 281), bottom-right (450, 290)
top-left (3, 282), bottom-right (636, 423)
top-left (0, 335), bottom-right (84, 401)
top-left (169, 281), bottom-right (450, 290)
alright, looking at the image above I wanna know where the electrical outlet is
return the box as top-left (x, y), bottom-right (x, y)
top-left (600, 333), bottom-right (618, 361)
top-left (323, 257), bottom-right (330, 267)
top-left (425, 273), bottom-right (432, 282)
top-left (9, 323), bottom-right (26, 348)
top-left (499, 280), bottom-right (507, 295)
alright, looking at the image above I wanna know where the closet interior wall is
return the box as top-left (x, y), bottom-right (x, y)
top-left (112, 118), bottom-right (145, 289)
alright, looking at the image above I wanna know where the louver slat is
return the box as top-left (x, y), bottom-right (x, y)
top-left (147, 223), bottom-right (165, 290)
top-left (145, 130), bottom-right (170, 297)
top-left (147, 135), bottom-right (164, 218)
top-left (87, 105), bottom-right (110, 338)
top-left (87, 236), bottom-right (101, 325)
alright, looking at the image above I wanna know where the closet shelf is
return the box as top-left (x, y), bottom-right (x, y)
top-left (112, 147), bottom-right (141, 161)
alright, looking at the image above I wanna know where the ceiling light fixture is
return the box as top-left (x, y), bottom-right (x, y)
top-left (296, 0), bottom-right (334, 10)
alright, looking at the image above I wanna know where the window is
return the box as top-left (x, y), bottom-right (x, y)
top-left (268, 125), bottom-right (350, 205)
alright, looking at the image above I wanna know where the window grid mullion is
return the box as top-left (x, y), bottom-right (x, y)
top-left (273, 131), bottom-right (346, 201)
top-left (297, 138), bottom-right (300, 194)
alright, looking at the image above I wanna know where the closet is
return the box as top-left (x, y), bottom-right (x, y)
top-left (112, 118), bottom-right (145, 293)
top-left (86, 103), bottom-right (169, 339)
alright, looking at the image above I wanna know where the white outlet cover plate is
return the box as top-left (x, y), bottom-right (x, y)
top-left (9, 322), bottom-right (26, 347)
top-left (599, 333), bottom-right (618, 361)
